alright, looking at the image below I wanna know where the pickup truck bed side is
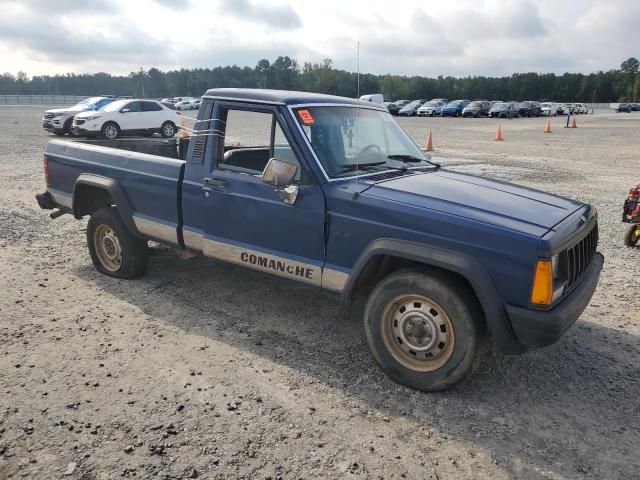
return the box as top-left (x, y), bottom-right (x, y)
top-left (45, 140), bottom-right (185, 246)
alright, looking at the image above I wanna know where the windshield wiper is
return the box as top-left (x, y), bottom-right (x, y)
top-left (338, 161), bottom-right (387, 173)
top-left (387, 154), bottom-right (441, 168)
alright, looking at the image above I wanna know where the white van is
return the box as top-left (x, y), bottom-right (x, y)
top-left (359, 94), bottom-right (384, 104)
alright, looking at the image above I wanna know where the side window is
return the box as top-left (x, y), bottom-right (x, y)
top-left (141, 101), bottom-right (162, 112)
top-left (124, 101), bottom-right (141, 113)
top-left (218, 109), bottom-right (300, 179)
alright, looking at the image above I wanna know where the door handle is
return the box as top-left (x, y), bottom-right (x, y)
top-left (203, 177), bottom-right (228, 188)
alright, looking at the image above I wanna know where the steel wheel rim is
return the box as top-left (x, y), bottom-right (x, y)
top-left (94, 224), bottom-right (122, 272)
top-left (104, 125), bottom-right (117, 139)
top-left (381, 294), bottom-right (455, 372)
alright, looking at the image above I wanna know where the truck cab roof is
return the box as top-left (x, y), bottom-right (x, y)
top-left (203, 88), bottom-right (385, 109)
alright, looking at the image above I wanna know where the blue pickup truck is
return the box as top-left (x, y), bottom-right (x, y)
top-left (36, 88), bottom-right (603, 391)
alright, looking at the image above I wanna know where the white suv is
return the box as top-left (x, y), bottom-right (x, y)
top-left (72, 99), bottom-right (179, 139)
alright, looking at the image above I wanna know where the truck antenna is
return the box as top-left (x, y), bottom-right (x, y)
top-left (353, 41), bottom-right (361, 200)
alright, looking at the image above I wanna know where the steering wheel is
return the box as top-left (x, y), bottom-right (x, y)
top-left (356, 143), bottom-right (382, 161)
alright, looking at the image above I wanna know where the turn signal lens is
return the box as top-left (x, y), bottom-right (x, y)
top-left (530, 259), bottom-right (553, 306)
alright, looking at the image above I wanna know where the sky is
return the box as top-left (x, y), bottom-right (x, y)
top-left (0, 0), bottom-right (638, 78)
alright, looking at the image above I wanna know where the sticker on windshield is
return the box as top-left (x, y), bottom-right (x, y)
top-left (297, 109), bottom-right (315, 125)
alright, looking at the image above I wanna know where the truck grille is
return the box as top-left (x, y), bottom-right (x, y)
top-left (74, 119), bottom-right (86, 125)
top-left (565, 222), bottom-right (598, 289)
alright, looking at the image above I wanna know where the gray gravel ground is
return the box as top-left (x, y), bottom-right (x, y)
top-left (1, 106), bottom-right (639, 480)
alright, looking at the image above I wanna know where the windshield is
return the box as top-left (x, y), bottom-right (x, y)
top-left (102, 100), bottom-right (129, 112)
top-left (468, 102), bottom-right (480, 107)
top-left (492, 102), bottom-right (505, 109)
top-left (402, 100), bottom-right (421, 109)
top-left (294, 106), bottom-right (435, 179)
top-left (72, 97), bottom-right (104, 109)
top-left (446, 101), bottom-right (461, 107)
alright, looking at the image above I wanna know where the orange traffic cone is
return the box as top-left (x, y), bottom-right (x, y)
top-left (571, 116), bottom-right (577, 128)
top-left (494, 125), bottom-right (503, 141)
top-left (424, 130), bottom-right (434, 151)
top-left (544, 119), bottom-right (552, 133)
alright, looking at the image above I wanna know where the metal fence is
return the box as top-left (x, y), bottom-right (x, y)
top-left (0, 95), bottom-right (88, 105)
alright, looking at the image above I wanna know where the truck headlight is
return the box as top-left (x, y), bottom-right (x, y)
top-left (83, 114), bottom-right (101, 121)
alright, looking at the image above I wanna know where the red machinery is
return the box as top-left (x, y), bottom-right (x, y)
top-left (623, 183), bottom-right (640, 246)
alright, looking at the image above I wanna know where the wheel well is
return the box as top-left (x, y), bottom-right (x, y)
top-left (73, 184), bottom-right (112, 218)
top-left (102, 121), bottom-right (119, 130)
top-left (350, 254), bottom-right (484, 317)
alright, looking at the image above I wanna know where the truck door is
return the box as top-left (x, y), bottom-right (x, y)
top-left (184, 102), bottom-right (327, 287)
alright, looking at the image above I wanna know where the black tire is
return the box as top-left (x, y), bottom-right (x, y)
top-left (364, 269), bottom-right (486, 392)
top-left (87, 207), bottom-right (149, 279)
top-left (53, 131), bottom-right (65, 136)
top-left (63, 118), bottom-right (74, 135)
top-left (161, 121), bottom-right (176, 138)
top-left (624, 225), bottom-right (640, 247)
top-left (101, 122), bottom-right (120, 140)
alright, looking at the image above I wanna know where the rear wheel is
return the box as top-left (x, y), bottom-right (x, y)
top-left (161, 121), bottom-right (176, 138)
top-left (101, 122), bottom-right (120, 140)
top-left (624, 225), bottom-right (640, 247)
top-left (87, 207), bottom-right (149, 279)
top-left (364, 269), bottom-right (486, 392)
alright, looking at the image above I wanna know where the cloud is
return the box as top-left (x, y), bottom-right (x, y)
top-left (219, 0), bottom-right (302, 30)
top-left (152, 0), bottom-right (190, 10)
top-left (0, 0), bottom-right (639, 78)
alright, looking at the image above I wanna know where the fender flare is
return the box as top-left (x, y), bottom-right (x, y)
top-left (342, 238), bottom-right (524, 354)
top-left (72, 174), bottom-right (143, 239)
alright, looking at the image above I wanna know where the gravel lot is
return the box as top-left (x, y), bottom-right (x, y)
top-left (1, 106), bottom-right (639, 480)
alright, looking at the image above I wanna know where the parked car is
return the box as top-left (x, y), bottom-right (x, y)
top-left (616, 103), bottom-right (632, 113)
top-left (37, 88), bottom-right (603, 392)
top-left (441, 100), bottom-right (470, 117)
top-left (42, 96), bottom-right (119, 136)
top-left (175, 99), bottom-right (196, 110)
top-left (630, 103), bottom-right (640, 111)
top-left (572, 103), bottom-right (588, 114)
top-left (71, 99), bottom-right (179, 139)
top-left (488, 101), bottom-right (516, 118)
top-left (417, 100), bottom-right (447, 117)
top-left (540, 102), bottom-right (557, 116)
top-left (398, 99), bottom-right (428, 116)
top-left (515, 101), bottom-right (541, 117)
top-left (461, 100), bottom-right (491, 117)
top-left (394, 100), bottom-right (411, 108)
top-left (384, 102), bottom-right (401, 116)
top-left (360, 94), bottom-right (384, 104)
top-left (191, 98), bottom-right (202, 110)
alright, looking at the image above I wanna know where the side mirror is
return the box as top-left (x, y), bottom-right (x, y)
top-left (261, 158), bottom-right (297, 188)
top-left (262, 158), bottom-right (299, 205)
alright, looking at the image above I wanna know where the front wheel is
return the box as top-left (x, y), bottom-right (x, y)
top-left (87, 207), bottom-right (149, 279)
top-left (364, 269), bottom-right (486, 392)
top-left (161, 121), bottom-right (177, 138)
top-left (101, 122), bottom-right (120, 140)
top-left (624, 225), bottom-right (640, 247)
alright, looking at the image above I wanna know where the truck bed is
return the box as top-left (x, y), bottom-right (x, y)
top-left (45, 139), bottom-right (186, 246)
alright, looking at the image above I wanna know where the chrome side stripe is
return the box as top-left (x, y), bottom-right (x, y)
top-left (150, 220), bottom-right (351, 292)
top-left (201, 237), bottom-right (322, 287)
top-left (132, 215), bottom-right (179, 245)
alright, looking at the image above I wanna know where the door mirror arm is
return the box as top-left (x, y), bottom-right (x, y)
top-left (261, 158), bottom-right (299, 204)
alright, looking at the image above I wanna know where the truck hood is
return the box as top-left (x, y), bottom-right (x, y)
top-left (362, 170), bottom-right (583, 237)
top-left (46, 106), bottom-right (86, 114)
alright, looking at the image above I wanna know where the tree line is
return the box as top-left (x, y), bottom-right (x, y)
top-left (1, 56), bottom-right (639, 102)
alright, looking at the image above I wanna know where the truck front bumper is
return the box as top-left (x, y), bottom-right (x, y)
top-left (506, 252), bottom-right (604, 348)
